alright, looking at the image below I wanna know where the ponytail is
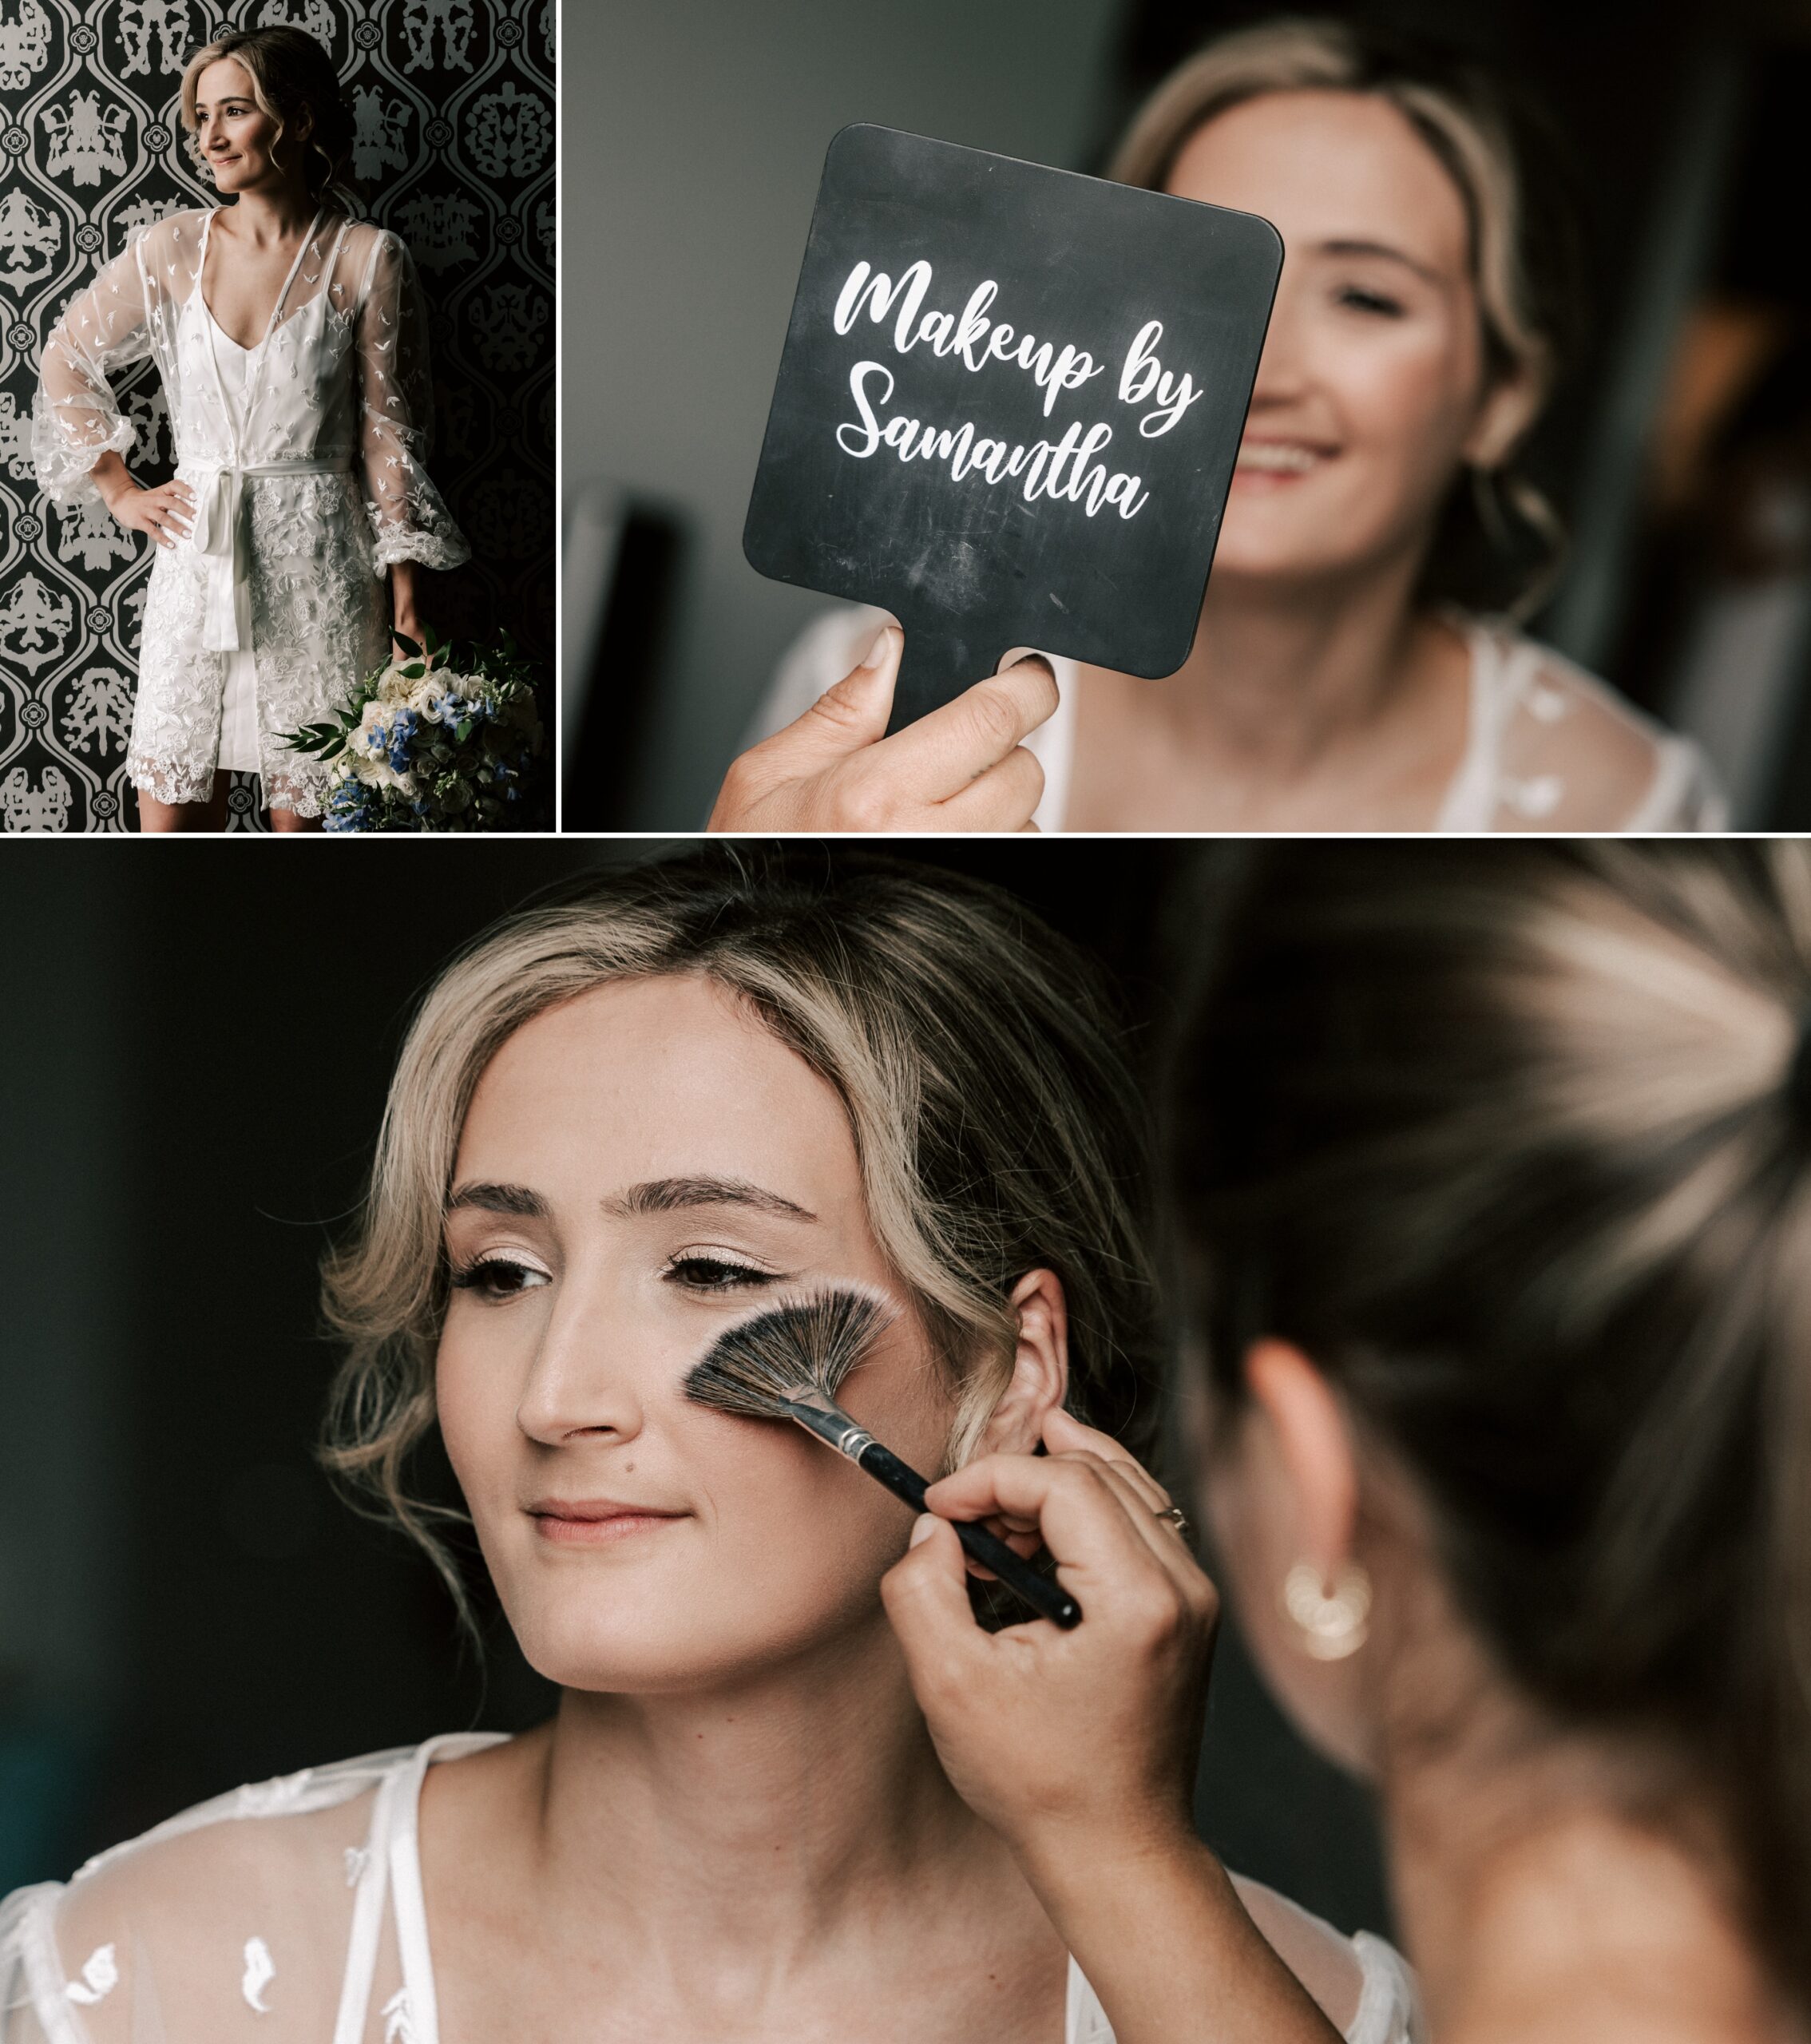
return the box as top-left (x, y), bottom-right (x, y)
top-left (1167, 842), bottom-right (1811, 2016)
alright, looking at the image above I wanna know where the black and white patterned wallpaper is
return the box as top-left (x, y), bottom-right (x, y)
top-left (0, 0), bottom-right (554, 831)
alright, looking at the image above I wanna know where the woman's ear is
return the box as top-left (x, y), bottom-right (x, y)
top-left (1461, 355), bottom-right (1545, 469)
top-left (977, 1269), bottom-right (1070, 1456)
top-left (1242, 1338), bottom-right (1359, 1575)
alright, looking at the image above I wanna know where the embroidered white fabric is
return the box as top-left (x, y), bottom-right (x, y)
top-left (749, 605), bottom-right (1727, 832)
top-left (0, 1737), bottom-right (1420, 2044)
top-left (33, 206), bottom-right (470, 814)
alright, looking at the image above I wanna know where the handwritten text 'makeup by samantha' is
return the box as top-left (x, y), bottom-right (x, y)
top-left (830, 259), bottom-right (1205, 521)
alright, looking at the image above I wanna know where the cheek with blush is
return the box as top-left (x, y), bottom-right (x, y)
top-left (1216, 284), bottom-right (1488, 585)
top-left (434, 1315), bottom-right (961, 1696)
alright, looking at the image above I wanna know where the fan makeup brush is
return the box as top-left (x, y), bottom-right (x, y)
top-left (684, 1287), bottom-right (1081, 1628)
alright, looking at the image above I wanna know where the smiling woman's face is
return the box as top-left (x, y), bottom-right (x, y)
top-left (193, 59), bottom-right (285, 195)
top-left (437, 972), bottom-right (956, 1693)
top-left (1171, 89), bottom-right (1524, 589)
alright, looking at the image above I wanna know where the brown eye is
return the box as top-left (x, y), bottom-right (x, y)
top-left (450, 1256), bottom-right (549, 1301)
top-left (665, 1256), bottom-right (777, 1293)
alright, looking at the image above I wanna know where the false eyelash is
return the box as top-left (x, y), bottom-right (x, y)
top-left (447, 1254), bottom-right (545, 1297)
top-left (664, 1254), bottom-right (788, 1293)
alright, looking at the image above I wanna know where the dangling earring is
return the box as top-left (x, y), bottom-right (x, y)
top-left (1282, 1559), bottom-right (1371, 1661)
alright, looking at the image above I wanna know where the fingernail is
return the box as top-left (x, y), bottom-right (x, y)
top-left (909, 1514), bottom-right (937, 1547)
top-left (861, 625), bottom-right (898, 671)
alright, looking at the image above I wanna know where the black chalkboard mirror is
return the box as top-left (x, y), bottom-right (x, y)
top-left (744, 124), bottom-right (1283, 730)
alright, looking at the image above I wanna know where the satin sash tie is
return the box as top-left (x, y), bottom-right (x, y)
top-left (188, 456), bottom-right (353, 654)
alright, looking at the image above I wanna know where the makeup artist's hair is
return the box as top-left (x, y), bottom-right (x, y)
top-left (1167, 842), bottom-right (1811, 2017)
top-left (180, 28), bottom-right (356, 202)
top-left (321, 846), bottom-right (1163, 1626)
top-left (1109, 17), bottom-right (1584, 618)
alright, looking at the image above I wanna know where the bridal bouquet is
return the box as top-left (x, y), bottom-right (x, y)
top-left (283, 627), bottom-right (549, 832)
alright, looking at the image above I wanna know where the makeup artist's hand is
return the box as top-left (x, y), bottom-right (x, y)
top-left (880, 1408), bottom-right (1215, 1868)
top-left (707, 624), bottom-right (1056, 832)
top-left (883, 1418), bottom-right (1343, 2044)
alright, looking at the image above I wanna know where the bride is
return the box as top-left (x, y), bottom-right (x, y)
top-left (32, 27), bottom-right (469, 833)
top-left (0, 851), bottom-right (1415, 2044)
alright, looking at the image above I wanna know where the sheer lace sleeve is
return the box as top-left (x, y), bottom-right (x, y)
top-left (32, 236), bottom-right (154, 510)
top-left (355, 229), bottom-right (470, 573)
top-left (0, 1758), bottom-right (402, 2044)
top-left (1, 1887), bottom-right (53, 2043)
top-left (1453, 620), bottom-right (1729, 833)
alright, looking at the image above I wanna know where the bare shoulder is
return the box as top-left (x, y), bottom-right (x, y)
top-left (419, 1721), bottom-right (542, 1829)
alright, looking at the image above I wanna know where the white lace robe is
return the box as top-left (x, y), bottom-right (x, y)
top-left (34, 207), bottom-right (470, 814)
top-left (0, 1735), bottom-right (1424, 2044)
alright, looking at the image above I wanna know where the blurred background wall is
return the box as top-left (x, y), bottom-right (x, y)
top-left (565, 0), bottom-right (1811, 830)
top-left (0, 843), bottom-right (1390, 1939)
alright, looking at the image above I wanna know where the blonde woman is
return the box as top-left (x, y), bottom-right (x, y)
top-left (0, 852), bottom-right (1414, 2044)
top-left (32, 27), bottom-right (468, 833)
top-left (886, 844), bottom-right (1811, 2044)
top-left (711, 19), bottom-right (1722, 834)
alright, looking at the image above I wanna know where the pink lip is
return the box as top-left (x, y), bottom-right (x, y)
top-left (527, 1499), bottom-right (691, 1547)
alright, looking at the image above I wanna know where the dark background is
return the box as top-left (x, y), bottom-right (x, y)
top-left (0, 842), bottom-right (1390, 1938)
top-left (569, 0), bottom-right (1811, 830)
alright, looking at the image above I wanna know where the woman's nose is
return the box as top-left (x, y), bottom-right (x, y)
top-left (513, 1277), bottom-right (649, 1447)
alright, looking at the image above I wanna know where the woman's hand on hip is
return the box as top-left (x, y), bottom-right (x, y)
top-left (881, 1407), bottom-right (1218, 1872)
top-left (707, 624), bottom-right (1056, 832)
top-left (105, 477), bottom-right (195, 549)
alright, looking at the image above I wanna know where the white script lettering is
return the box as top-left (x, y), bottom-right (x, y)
top-left (1117, 320), bottom-right (1203, 438)
top-left (833, 259), bottom-right (1105, 418)
top-left (837, 360), bottom-right (1148, 518)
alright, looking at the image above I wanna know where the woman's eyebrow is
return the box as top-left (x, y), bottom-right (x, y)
top-left (1316, 237), bottom-right (1443, 283)
top-left (446, 1182), bottom-right (548, 1219)
top-left (604, 1175), bottom-right (818, 1222)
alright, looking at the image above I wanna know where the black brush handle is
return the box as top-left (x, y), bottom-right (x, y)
top-left (856, 1441), bottom-right (1082, 1628)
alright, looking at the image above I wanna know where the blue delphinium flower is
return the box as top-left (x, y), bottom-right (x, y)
top-left (386, 708), bottom-right (418, 777)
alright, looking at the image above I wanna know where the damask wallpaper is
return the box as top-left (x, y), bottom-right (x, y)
top-left (0, 0), bottom-right (554, 831)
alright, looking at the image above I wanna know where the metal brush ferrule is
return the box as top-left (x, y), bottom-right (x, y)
top-left (779, 1397), bottom-right (873, 1463)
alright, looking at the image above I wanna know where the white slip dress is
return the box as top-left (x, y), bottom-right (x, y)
top-left (195, 296), bottom-right (267, 778)
top-left (0, 1735), bottom-right (1422, 2044)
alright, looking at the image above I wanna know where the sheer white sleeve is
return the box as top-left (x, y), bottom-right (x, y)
top-left (32, 239), bottom-right (153, 511)
top-left (0, 1768), bottom-right (389, 2044)
top-left (355, 230), bottom-right (470, 573)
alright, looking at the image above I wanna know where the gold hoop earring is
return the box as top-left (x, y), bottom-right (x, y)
top-left (1282, 1560), bottom-right (1371, 1661)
